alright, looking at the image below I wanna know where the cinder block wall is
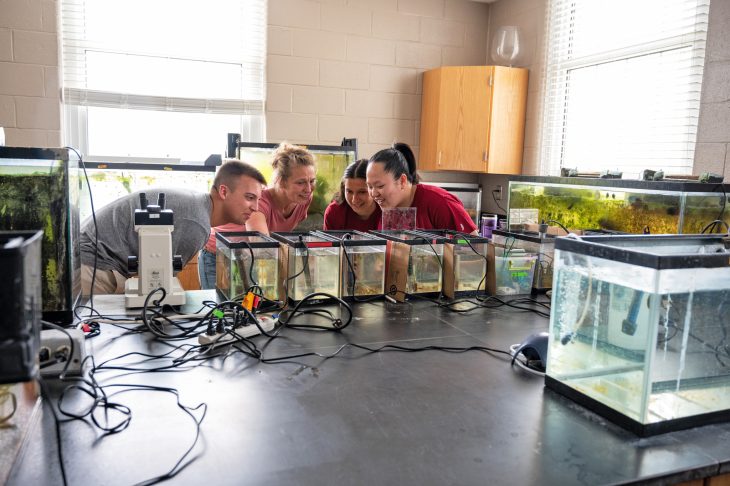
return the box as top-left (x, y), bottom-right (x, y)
top-left (0, 0), bottom-right (61, 147)
top-left (265, 0), bottom-right (490, 162)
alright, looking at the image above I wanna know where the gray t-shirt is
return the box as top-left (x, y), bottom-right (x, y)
top-left (80, 189), bottom-right (212, 277)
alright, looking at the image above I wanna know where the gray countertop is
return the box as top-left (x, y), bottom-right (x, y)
top-left (8, 291), bottom-right (730, 485)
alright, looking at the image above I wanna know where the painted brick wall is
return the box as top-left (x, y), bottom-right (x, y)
top-left (265, 0), bottom-right (490, 163)
top-left (0, 0), bottom-right (61, 147)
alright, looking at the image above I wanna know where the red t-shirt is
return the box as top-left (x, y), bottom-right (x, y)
top-left (377, 184), bottom-right (477, 233)
top-left (323, 200), bottom-right (382, 232)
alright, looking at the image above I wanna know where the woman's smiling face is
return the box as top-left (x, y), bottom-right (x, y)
top-left (366, 162), bottom-right (408, 209)
top-left (280, 164), bottom-right (316, 204)
top-left (344, 177), bottom-right (376, 218)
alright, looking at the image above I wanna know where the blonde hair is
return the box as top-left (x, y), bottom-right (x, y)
top-left (271, 142), bottom-right (315, 183)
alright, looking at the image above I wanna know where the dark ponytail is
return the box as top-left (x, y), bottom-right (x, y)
top-left (368, 142), bottom-right (420, 184)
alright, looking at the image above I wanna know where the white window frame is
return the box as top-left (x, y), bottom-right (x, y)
top-left (60, 0), bottom-right (267, 163)
top-left (539, 0), bottom-right (710, 178)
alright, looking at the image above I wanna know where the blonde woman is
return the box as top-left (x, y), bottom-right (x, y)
top-left (246, 142), bottom-right (316, 235)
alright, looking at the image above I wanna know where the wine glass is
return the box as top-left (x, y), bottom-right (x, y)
top-left (491, 26), bottom-right (521, 67)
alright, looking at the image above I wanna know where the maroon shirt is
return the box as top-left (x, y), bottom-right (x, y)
top-left (377, 184), bottom-right (477, 233)
top-left (323, 200), bottom-right (382, 232)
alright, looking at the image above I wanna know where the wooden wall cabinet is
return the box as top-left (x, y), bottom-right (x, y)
top-left (419, 66), bottom-right (528, 174)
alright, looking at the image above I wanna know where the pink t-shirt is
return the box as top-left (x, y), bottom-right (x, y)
top-left (257, 187), bottom-right (312, 233)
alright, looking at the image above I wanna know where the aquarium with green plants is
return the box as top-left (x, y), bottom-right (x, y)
top-left (507, 177), bottom-right (730, 235)
top-left (235, 142), bottom-right (356, 231)
top-left (0, 147), bottom-right (81, 323)
top-left (492, 229), bottom-right (555, 292)
top-left (271, 231), bottom-right (342, 303)
top-left (215, 231), bottom-right (280, 303)
top-left (313, 230), bottom-right (386, 299)
top-left (80, 161), bottom-right (216, 221)
top-left (372, 230), bottom-right (447, 300)
top-left (546, 234), bottom-right (730, 436)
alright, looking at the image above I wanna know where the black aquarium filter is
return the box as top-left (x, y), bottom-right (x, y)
top-left (0, 230), bottom-right (43, 384)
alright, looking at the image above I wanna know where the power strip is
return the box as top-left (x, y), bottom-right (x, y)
top-left (40, 328), bottom-right (87, 377)
top-left (198, 316), bottom-right (276, 347)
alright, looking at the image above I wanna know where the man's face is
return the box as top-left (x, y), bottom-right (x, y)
top-left (219, 175), bottom-right (262, 225)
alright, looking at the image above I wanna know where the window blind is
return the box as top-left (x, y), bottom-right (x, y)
top-left (61, 0), bottom-right (267, 162)
top-left (539, 0), bottom-right (709, 178)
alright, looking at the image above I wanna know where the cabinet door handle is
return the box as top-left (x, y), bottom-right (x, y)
top-left (483, 150), bottom-right (487, 162)
top-left (438, 151), bottom-right (442, 166)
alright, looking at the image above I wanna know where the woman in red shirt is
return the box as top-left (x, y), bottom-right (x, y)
top-left (366, 142), bottom-right (477, 234)
top-left (323, 159), bottom-right (381, 232)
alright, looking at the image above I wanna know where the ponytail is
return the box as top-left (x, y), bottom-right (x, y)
top-left (368, 142), bottom-right (420, 184)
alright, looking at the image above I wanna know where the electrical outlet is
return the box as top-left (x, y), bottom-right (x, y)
top-left (40, 329), bottom-right (86, 377)
top-left (495, 185), bottom-right (503, 201)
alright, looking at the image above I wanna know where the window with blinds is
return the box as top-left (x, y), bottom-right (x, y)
top-left (61, 0), bottom-right (267, 162)
top-left (540, 0), bottom-right (709, 178)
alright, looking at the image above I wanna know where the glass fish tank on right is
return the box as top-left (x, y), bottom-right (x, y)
top-left (507, 176), bottom-right (730, 234)
top-left (545, 234), bottom-right (730, 436)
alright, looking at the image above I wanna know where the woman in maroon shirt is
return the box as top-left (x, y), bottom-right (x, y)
top-left (323, 159), bottom-right (381, 231)
top-left (366, 143), bottom-right (477, 234)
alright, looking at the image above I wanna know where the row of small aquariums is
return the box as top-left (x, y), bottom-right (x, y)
top-left (215, 229), bottom-right (491, 304)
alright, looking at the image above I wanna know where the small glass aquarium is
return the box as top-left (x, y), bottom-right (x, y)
top-left (80, 161), bottom-right (217, 222)
top-left (507, 176), bottom-right (730, 235)
top-left (215, 231), bottom-right (280, 302)
top-left (372, 230), bottom-right (447, 301)
top-left (492, 229), bottom-right (555, 292)
top-left (414, 230), bottom-right (489, 298)
top-left (546, 234), bottom-right (730, 436)
top-left (270, 231), bottom-right (342, 303)
top-left (234, 141), bottom-right (357, 231)
top-left (313, 230), bottom-right (386, 299)
top-left (0, 147), bottom-right (81, 323)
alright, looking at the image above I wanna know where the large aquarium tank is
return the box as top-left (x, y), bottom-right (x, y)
top-left (235, 141), bottom-right (357, 231)
top-left (546, 234), bottom-right (730, 436)
top-left (372, 230), bottom-right (447, 301)
top-left (313, 230), bottom-right (386, 299)
top-left (215, 231), bottom-right (280, 303)
top-left (80, 161), bottom-right (216, 221)
top-left (271, 231), bottom-right (342, 303)
top-left (507, 176), bottom-right (730, 235)
top-left (0, 147), bottom-right (81, 323)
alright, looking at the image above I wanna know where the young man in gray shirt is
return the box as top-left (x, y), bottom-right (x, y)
top-left (79, 160), bottom-right (266, 294)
